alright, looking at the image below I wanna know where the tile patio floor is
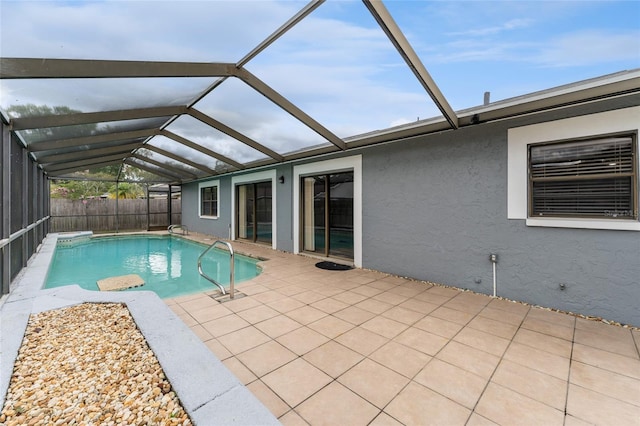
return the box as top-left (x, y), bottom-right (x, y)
top-left (165, 236), bottom-right (640, 426)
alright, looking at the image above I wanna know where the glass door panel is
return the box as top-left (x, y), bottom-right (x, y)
top-left (255, 182), bottom-right (272, 244)
top-left (237, 181), bottom-right (271, 245)
top-left (329, 173), bottom-right (354, 259)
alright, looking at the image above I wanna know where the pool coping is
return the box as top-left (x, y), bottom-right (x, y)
top-left (0, 233), bottom-right (280, 425)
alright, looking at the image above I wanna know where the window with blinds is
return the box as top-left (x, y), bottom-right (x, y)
top-left (200, 185), bottom-right (218, 217)
top-left (529, 135), bottom-right (637, 219)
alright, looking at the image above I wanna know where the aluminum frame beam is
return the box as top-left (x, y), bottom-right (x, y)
top-left (11, 106), bottom-right (186, 131)
top-left (124, 158), bottom-right (182, 181)
top-left (28, 128), bottom-right (157, 152)
top-left (144, 145), bottom-right (217, 175)
top-left (46, 160), bottom-right (124, 177)
top-left (160, 130), bottom-right (245, 171)
top-left (236, 68), bottom-right (347, 150)
top-left (0, 58), bottom-right (238, 79)
top-left (189, 108), bottom-right (284, 161)
top-left (132, 153), bottom-right (197, 179)
top-left (43, 153), bottom-right (128, 172)
top-left (363, 0), bottom-right (458, 129)
top-left (36, 141), bottom-right (142, 164)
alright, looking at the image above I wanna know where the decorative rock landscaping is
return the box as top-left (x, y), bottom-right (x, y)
top-left (1, 303), bottom-right (191, 426)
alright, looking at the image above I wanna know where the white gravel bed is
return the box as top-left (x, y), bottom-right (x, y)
top-left (0, 303), bottom-right (191, 426)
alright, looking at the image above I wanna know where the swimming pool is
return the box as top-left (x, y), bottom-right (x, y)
top-left (45, 235), bottom-right (261, 298)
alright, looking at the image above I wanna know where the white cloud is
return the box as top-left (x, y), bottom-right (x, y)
top-left (447, 18), bottom-right (534, 37)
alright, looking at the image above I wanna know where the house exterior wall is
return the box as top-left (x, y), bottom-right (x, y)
top-left (181, 95), bottom-right (640, 326)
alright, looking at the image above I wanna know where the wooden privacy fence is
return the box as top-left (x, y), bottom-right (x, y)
top-left (50, 198), bottom-right (182, 233)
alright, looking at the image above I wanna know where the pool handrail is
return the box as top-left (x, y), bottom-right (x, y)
top-left (168, 224), bottom-right (189, 235)
top-left (197, 240), bottom-right (235, 299)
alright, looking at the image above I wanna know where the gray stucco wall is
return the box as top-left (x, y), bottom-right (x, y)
top-left (362, 99), bottom-right (640, 326)
top-left (181, 96), bottom-right (640, 326)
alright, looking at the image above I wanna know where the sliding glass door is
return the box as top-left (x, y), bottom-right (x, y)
top-left (237, 181), bottom-right (272, 244)
top-left (302, 172), bottom-right (353, 260)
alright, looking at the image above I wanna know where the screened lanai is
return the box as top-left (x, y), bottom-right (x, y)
top-left (1, 0), bottom-right (639, 294)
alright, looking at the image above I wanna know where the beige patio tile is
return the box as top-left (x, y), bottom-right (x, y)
top-left (331, 290), bottom-right (369, 305)
top-left (372, 290), bottom-right (409, 306)
top-left (453, 327), bottom-right (510, 357)
top-left (278, 410), bottom-right (309, 426)
top-left (335, 326), bottom-right (389, 356)
top-left (413, 315), bottom-right (464, 339)
top-left (204, 338), bottom-right (232, 361)
top-left (277, 284), bottom-right (308, 296)
top-left (563, 414), bottom-right (594, 426)
top-left (572, 342), bottom-right (640, 379)
top-left (570, 361), bottom-right (640, 407)
top-left (378, 275), bottom-right (410, 285)
top-left (235, 304), bottom-right (280, 324)
top-left (394, 327), bottom-right (449, 356)
top-left (266, 296), bottom-right (306, 313)
top-left (360, 316), bottom-right (408, 339)
top-left (414, 358), bottom-right (487, 409)
top-left (355, 298), bottom-right (394, 315)
top-left (237, 283), bottom-right (270, 295)
top-left (574, 328), bottom-right (639, 359)
top-left (333, 305), bottom-right (377, 325)
top-left (566, 383), bottom-right (640, 425)
top-left (236, 340), bottom-right (298, 378)
top-left (222, 356), bottom-right (257, 385)
top-left (467, 315), bottom-right (519, 340)
top-left (512, 328), bottom-right (573, 358)
top-left (188, 303), bottom-right (233, 323)
top-left (254, 315), bottom-right (302, 338)
top-left (526, 306), bottom-right (576, 328)
top-left (296, 381), bottom-right (379, 426)
top-left (276, 326), bottom-right (330, 356)
top-left (380, 305), bottom-right (425, 325)
top-left (475, 382), bottom-right (564, 426)
top-left (201, 313), bottom-right (250, 338)
top-left (430, 306), bottom-right (475, 325)
top-left (368, 412), bottom-right (403, 426)
top-left (413, 291), bottom-right (453, 306)
top-left (217, 325), bottom-right (272, 355)
top-left (351, 285), bottom-right (384, 297)
top-left (247, 379), bottom-right (290, 418)
top-left (179, 295), bottom-right (220, 312)
top-left (385, 382), bottom-right (471, 426)
top-left (222, 295), bottom-right (262, 312)
top-left (250, 289), bottom-right (286, 303)
top-left (308, 315), bottom-right (355, 339)
top-left (261, 358), bottom-right (332, 408)
top-left (451, 291), bottom-right (491, 307)
top-left (436, 341), bottom-right (500, 379)
top-left (175, 312), bottom-right (198, 327)
top-left (310, 297), bottom-right (350, 314)
top-left (303, 340), bottom-right (364, 378)
top-left (370, 340), bottom-right (431, 379)
top-left (521, 316), bottom-right (575, 341)
top-left (465, 413), bottom-right (499, 426)
top-left (315, 286), bottom-right (346, 297)
top-left (443, 300), bottom-right (485, 315)
top-left (478, 306), bottom-right (527, 324)
top-left (426, 285), bottom-right (462, 297)
top-left (368, 279), bottom-right (399, 291)
top-left (492, 359), bottom-right (567, 410)
top-left (503, 342), bottom-right (570, 380)
top-left (397, 298), bottom-right (439, 315)
top-left (293, 290), bottom-right (327, 304)
top-left (286, 305), bottom-right (328, 325)
top-left (189, 324), bottom-right (213, 342)
top-left (339, 358), bottom-right (409, 409)
top-left (386, 284), bottom-right (425, 298)
top-left (486, 297), bottom-right (531, 315)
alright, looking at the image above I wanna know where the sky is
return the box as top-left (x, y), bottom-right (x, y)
top-left (1, 0), bottom-right (639, 163)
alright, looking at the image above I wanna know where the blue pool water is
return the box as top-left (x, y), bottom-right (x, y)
top-left (45, 235), bottom-right (261, 298)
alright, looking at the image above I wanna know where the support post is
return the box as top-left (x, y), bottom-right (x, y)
top-left (1, 123), bottom-right (12, 294)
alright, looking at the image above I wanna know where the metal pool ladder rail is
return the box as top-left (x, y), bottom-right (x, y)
top-left (198, 240), bottom-right (235, 298)
top-left (168, 224), bottom-right (189, 235)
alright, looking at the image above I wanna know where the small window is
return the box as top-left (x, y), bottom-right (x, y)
top-left (529, 135), bottom-right (637, 219)
top-left (200, 184), bottom-right (218, 218)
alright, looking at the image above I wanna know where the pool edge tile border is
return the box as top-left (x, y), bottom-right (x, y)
top-left (0, 234), bottom-right (279, 426)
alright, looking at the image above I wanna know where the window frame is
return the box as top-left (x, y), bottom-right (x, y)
top-left (527, 134), bottom-right (637, 220)
top-left (198, 180), bottom-right (219, 219)
top-left (507, 106), bottom-right (640, 231)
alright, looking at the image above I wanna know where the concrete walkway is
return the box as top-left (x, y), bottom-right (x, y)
top-left (167, 236), bottom-right (640, 425)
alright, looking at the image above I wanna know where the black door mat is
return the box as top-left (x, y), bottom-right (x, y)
top-left (315, 261), bottom-right (353, 271)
